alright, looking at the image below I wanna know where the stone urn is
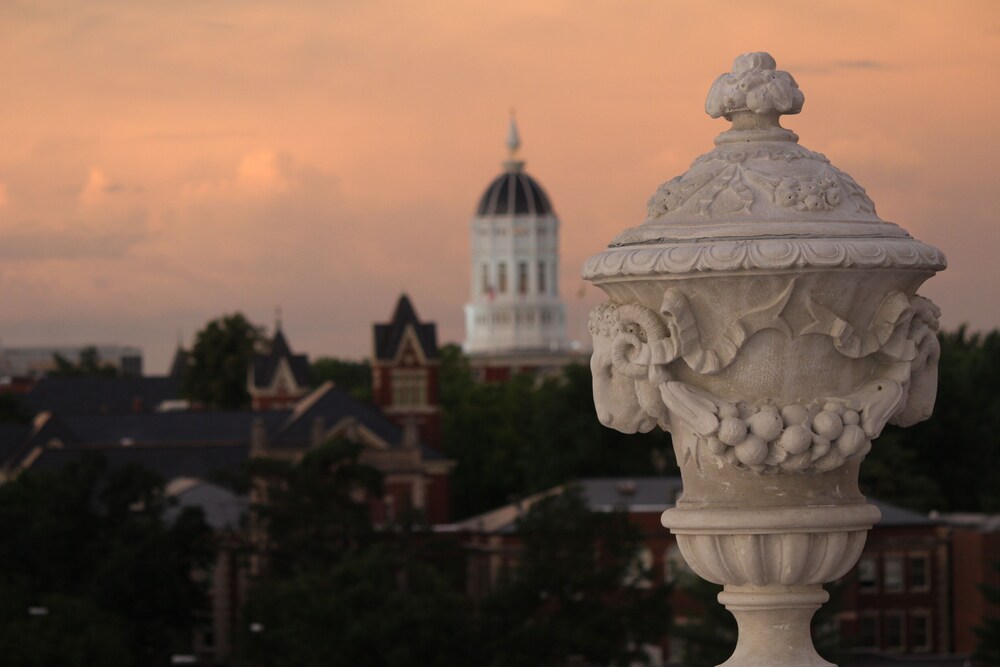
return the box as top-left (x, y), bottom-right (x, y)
top-left (583, 52), bottom-right (945, 667)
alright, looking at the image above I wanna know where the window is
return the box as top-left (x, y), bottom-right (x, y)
top-left (538, 261), bottom-right (546, 293)
top-left (885, 611), bottom-right (905, 652)
top-left (910, 610), bottom-right (932, 652)
top-left (908, 553), bottom-right (930, 591)
top-left (481, 264), bottom-right (490, 294)
top-left (391, 369), bottom-right (427, 406)
top-left (517, 262), bottom-right (528, 295)
top-left (498, 262), bottom-right (507, 293)
top-left (858, 613), bottom-right (879, 649)
top-left (858, 556), bottom-right (878, 593)
top-left (884, 555), bottom-right (904, 593)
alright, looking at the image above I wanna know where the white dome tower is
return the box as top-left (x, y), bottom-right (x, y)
top-left (463, 115), bottom-right (568, 355)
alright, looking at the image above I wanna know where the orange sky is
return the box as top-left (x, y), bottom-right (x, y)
top-left (1, 0), bottom-right (997, 372)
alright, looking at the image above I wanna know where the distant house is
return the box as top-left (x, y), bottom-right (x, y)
top-left (444, 478), bottom-right (976, 665)
top-left (2, 381), bottom-right (451, 524)
top-left (248, 325), bottom-right (311, 411)
top-left (372, 294), bottom-right (442, 448)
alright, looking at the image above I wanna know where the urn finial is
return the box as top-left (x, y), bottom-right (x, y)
top-left (706, 52), bottom-right (804, 144)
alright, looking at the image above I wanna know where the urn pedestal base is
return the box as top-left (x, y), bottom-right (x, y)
top-left (663, 503), bottom-right (880, 667)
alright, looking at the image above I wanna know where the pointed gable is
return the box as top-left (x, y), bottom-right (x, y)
top-left (251, 328), bottom-right (310, 390)
top-left (373, 294), bottom-right (438, 362)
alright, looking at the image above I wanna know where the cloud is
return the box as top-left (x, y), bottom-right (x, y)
top-left (0, 210), bottom-right (148, 260)
top-left (833, 59), bottom-right (885, 70)
top-left (181, 150), bottom-right (300, 199)
top-left (79, 166), bottom-right (130, 205)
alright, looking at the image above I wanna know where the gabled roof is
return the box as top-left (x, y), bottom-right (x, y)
top-left (49, 410), bottom-right (285, 445)
top-left (7, 384), bottom-right (433, 484)
top-left (165, 478), bottom-right (247, 530)
top-left (168, 347), bottom-right (188, 379)
top-left (441, 477), bottom-right (935, 534)
top-left (30, 444), bottom-right (251, 484)
top-left (0, 423), bottom-right (32, 466)
top-left (25, 376), bottom-right (181, 415)
top-left (270, 382), bottom-right (405, 447)
top-left (373, 294), bottom-right (438, 362)
top-left (251, 328), bottom-right (310, 388)
top-left (871, 498), bottom-right (936, 527)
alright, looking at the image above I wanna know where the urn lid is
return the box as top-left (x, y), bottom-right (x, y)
top-left (583, 52), bottom-right (945, 280)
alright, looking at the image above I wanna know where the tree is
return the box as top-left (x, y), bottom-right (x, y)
top-left (480, 486), bottom-right (671, 666)
top-left (181, 312), bottom-right (263, 410)
top-left (439, 344), bottom-right (677, 518)
top-left (247, 438), bottom-right (383, 578)
top-left (0, 456), bottom-right (215, 666)
top-left (861, 328), bottom-right (1000, 512)
top-left (237, 437), bottom-right (473, 666)
top-left (237, 548), bottom-right (475, 667)
top-left (49, 345), bottom-right (119, 377)
top-left (309, 357), bottom-right (372, 401)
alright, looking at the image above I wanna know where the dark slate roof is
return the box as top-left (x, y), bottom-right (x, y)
top-left (0, 423), bottom-right (31, 466)
top-left (166, 479), bottom-right (247, 530)
top-left (373, 294), bottom-right (438, 362)
top-left (251, 328), bottom-right (310, 388)
top-left (54, 410), bottom-right (288, 445)
top-left (25, 376), bottom-right (180, 415)
top-left (270, 383), bottom-right (404, 447)
top-left (578, 477), bottom-right (684, 510)
top-left (445, 477), bottom-right (935, 534)
top-left (30, 444), bottom-right (250, 483)
top-left (869, 498), bottom-right (935, 527)
top-left (168, 347), bottom-right (188, 379)
top-left (476, 168), bottom-right (553, 216)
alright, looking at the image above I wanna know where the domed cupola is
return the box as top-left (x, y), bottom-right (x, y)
top-left (463, 114), bottom-right (569, 356)
top-left (476, 116), bottom-right (554, 216)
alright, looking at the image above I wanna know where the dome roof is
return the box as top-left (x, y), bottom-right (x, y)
top-left (476, 167), bottom-right (553, 216)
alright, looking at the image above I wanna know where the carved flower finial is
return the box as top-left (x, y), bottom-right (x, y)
top-left (706, 52), bottom-right (804, 125)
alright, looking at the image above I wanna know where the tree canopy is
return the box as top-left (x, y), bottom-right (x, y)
top-left (0, 456), bottom-right (215, 667)
top-left (181, 312), bottom-right (264, 410)
top-left (481, 485), bottom-right (671, 666)
top-left (861, 328), bottom-right (1000, 512)
top-left (309, 357), bottom-right (372, 401)
top-left (49, 345), bottom-right (119, 377)
top-left (439, 344), bottom-right (677, 519)
top-left (236, 438), bottom-right (475, 667)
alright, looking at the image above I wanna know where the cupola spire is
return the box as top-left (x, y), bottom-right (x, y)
top-left (503, 110), bottom-right (524, 173)
top-left (506, 109), bottom-right (520, 158)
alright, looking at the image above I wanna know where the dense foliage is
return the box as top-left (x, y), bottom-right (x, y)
top-left (0, 456), bottom-right (215, 667)
top-left (861, 328), bottom-right (1000, 512)
top-left (237, 438), bottom-right (475, 667)
top-left (309, 357), bottom-right (372, 401)
top-left (236, 440), bottom-right (670, 667)
top-left (181, 313), bottom-right (264, 410)
top-left (481, 486), bottom-right (671, 666)
top-left (49, 345), bottom-right (119, 377)
top-left (439, 344), bottom-right (677, 519)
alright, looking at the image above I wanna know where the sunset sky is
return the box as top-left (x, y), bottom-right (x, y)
top-left (1, 1), bottom-right (997, 373)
